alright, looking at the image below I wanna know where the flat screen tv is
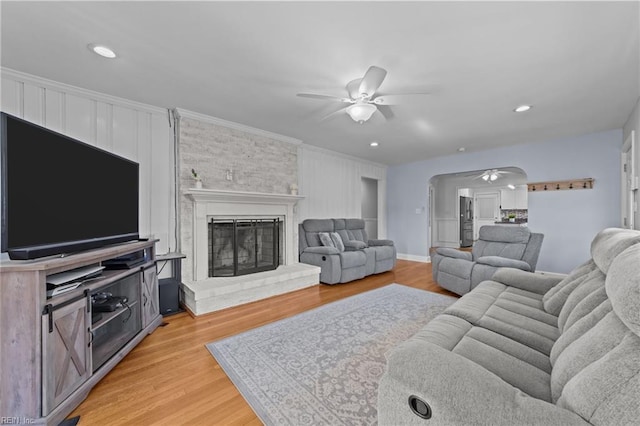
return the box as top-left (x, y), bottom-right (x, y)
top-left (1, 112), bottom-right (139, 260)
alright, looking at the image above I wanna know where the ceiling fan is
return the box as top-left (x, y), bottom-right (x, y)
top-left (474, 169), bottom-right (515, 183)
top-left (297, 66), bottom-right (429, 123)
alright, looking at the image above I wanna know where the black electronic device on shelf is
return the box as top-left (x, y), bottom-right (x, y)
top-left (102, 251), bottom-right (146, 270)
top-left (91, 291), bottom-right (129, 312)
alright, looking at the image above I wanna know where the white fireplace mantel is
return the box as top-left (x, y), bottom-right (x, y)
top-left (184, 188), bottom-right (305, 281)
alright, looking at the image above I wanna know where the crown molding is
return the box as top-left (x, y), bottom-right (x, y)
top-left (1, 67), bottom-right (168, 115)
top-left (174, 108), bottom-right (302, 146)
top-left (300, 142), bottom-right (388, 170)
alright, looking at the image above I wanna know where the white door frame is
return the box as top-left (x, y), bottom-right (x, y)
top-left (622, 130), bottom-right (637, 229)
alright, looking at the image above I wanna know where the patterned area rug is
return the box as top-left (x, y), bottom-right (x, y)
top-left (206, 284), bottom-right (455, 425)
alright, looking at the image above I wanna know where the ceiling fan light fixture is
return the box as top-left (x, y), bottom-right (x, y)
top-left (346, 103), bottom-right (376, 123)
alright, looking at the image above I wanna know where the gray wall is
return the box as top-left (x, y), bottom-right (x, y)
top-left (388, 129), bottom-right (622, 273)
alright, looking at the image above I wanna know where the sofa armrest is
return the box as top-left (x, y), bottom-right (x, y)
top-left (491, 268), bottom-right (565, 295)
top-left (368, 239), bottom-right (394, 247)
top-left (302, 246), bottom-right (341, 255)
top-left (378, 341), bottom-right (589, 426)
top-left (476, 256), bottom-right (531, 271)
top-left (435, 247), bottom-right (473, 261)
top-left (344, 240), bottom-right (367, 251)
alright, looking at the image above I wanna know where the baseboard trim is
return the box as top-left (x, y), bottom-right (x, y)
top-left (397, 254), bottom-right (431, 263)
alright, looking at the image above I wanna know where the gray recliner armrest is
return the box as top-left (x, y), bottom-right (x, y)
top-left (344, 240), bottom-right (368, 250)
top-left (302, 246), bottom-right (341, 255)
top-left (476, 256), bottom-right (531, 271)
top-left (368, 239), bottom-right (394, 246)
top-left (491, 268), bottom-right (566, 295)
top-left (435, 247), bottom-right (473, 261)
top-left (378, 341), bottom-right (589, 426)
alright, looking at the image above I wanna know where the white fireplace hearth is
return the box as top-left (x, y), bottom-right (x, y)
top-left (182, 188), bottom-right (320, 315)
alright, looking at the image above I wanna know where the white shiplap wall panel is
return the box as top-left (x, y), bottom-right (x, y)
top-left (150, 112), bottom-right (173, 252)
top-left (64, 94), bottom-right (94, 145)
top-left (23, 84), bottom-right (44, 125)
top-left (112, 105), bottom-right (137, 160)
top-left (299, 145), bottom-right (388, 238)
top-left (96, 102), bottom-right (112, 151)
top-left (1, 77), bottom-right (22, 116)
top-left (0, 68), bottom-right (174, 256)
top-left (44, 88), bottom-right (64, 133)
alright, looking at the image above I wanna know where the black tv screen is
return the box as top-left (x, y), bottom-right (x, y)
top-left (1, 112), bottom-right (139, 260)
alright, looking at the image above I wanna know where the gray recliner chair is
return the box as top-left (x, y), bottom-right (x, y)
top-left (432, 225), bottom-right (544, 295)
top-left (299, 218), bottom-right (396, 284)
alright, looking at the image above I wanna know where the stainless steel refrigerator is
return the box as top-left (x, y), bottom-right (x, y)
top-left (460, 196), bottom-right (474, 247)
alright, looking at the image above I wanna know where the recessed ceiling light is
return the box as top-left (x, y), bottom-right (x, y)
top-left (88, 44), bottom-right (117, 59)
top-left (514, 105), bottom-right (532, 113)
top-left (508, 184), bottom-right (516, 190)
top-left (457, 147), bottom-right (466, 152)
top-left (370, 141), bottom-right (379, 147)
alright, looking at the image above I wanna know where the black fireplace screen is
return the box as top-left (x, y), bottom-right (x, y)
top-left (208, 218), bottom-right (281, 277)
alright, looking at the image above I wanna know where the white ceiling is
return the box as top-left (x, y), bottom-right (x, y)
top-left (1, 1), bottom-right (638, 165)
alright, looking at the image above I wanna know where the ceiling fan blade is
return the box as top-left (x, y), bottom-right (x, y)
top-left (320, 106), bottom-right (350, 122)
top-left (346, 79), bottom-right (362, 100)
top-left (297, 93), bottom-right (351, 103)
top-left (371, 93), bottom-right (430, 105)
top-left (358, 66), bottom-right (387, 98)
top-left (376, 105), bottom-right (395, 121)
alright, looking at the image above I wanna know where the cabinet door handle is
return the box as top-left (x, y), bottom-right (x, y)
top-left (143, 293), bottom-right (148, 306)
top-left (88, 328), bottom-right (94, 347)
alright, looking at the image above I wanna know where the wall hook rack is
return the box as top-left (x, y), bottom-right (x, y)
top-left (527, 178), bottom-right (594, 192)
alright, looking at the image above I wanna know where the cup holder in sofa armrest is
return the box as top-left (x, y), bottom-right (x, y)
top-left (408, 395), bottom-right (432, 419)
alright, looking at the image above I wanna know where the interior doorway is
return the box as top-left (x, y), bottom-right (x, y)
top-left (361, 177), bottom-right (378, 239)
top-left (429, 167), bottom-right (528, 249)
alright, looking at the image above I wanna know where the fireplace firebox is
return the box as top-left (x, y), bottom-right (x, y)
top-left (208, 218), bottom-right (281, 277)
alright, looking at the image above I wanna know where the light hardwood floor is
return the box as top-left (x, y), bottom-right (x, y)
top-left (69, 260), bottom-right (455, 425)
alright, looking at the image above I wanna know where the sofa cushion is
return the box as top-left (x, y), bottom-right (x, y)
top-left (445, 281), bottom-right (559, 354)
top-left (543, 260), bottom-right (598, 316)
top-left (370, 245), bottom-right (395, 261)
top-left (414, 314), bottom-right (552, 401)
top-left (557, 269), bottom-right (606, 332)
top-left (550, 311), bottom-right (640, 419)
top-left (590, 227), bottom-right (640, 274)
top-left (337, 251), bottom-right (366, 269)
top-left (302, 218), bottom-right (334, 233)
top-left (318, 232), bottom-right (335, 248)
top-left (330, 232), bottom-right (345, 252)
top-left (606, 244), bottom-right (640, 336)
top-left (479, 225), bottom-right (531, 243)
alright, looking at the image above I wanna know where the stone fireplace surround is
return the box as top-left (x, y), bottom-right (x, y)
top-left (182, 188), bottom-right (320, 315)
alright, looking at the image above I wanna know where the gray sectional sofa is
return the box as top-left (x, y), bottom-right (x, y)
top-left (298, 218), bottom-right (396, 284)
top-left (379, 227), bottom-right (640, 425)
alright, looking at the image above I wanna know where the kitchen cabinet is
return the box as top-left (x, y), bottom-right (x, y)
top-left (500, 185), bottom-right (528, 209)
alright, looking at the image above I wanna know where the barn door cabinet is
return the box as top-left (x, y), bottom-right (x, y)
top-left (0, 240), bottom-right (162, 425)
